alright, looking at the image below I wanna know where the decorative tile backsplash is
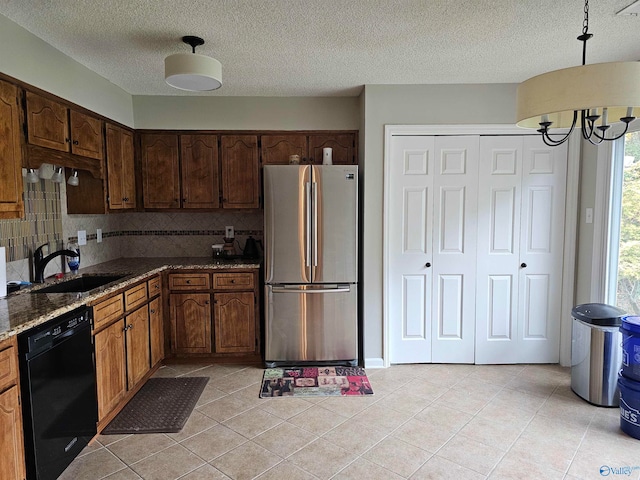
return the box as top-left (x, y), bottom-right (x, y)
top-left (2, 177), bottom-right (263, 282)
top-left (0, 177), bottom-right (64, 262)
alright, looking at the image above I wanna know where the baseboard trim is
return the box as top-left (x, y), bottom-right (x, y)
top-left (364, 357), bottom-right (385, 369)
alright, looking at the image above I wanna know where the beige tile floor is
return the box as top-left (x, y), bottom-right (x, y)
top-left (60, 363), bottom-right (640, 480)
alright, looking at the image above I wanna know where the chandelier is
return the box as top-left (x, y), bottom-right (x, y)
top-left (516, 0), bottom-right (640, 146)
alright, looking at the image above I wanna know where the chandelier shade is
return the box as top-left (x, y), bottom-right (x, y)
top-left (516, 61), bottom-right (640, 129)
top-left (165, 36), bottom-right (222, 91)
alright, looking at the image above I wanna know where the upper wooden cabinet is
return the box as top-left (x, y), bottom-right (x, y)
top-left (221, 135), bottom-right (260, 209)
top-left (0, 80), bottom-right (24, 219)
top-left (181, 135), bottom-right (220, 209)
top-left (106, 123), bottom-right (136, 210)
top-left (261, 132), bottom-right (357, 165)
top-left (25, 91), bottom-right (103, 160)
top-left (140, 133), bottom-right (180, 209)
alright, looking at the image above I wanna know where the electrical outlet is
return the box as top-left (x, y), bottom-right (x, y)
top-left (586, 208), bottom-right (593, 224)
top-left (77, 230), bottom-right (87, 245)
top-left (97, 228), bottom-right (103, 243)
top-left (225, 226), bottom-right (234, 238)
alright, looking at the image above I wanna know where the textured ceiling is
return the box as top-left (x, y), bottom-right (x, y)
top-left (1, 0), bottom-right (639, 97)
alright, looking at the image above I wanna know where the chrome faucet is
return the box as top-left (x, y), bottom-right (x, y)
top-left (33, 243), bottom-right (79, 283)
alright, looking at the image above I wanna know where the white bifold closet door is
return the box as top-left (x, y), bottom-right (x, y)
top-left (388, 135), bottom-right (478, 364)
top-left (475, 136), bottom-right (567, 364)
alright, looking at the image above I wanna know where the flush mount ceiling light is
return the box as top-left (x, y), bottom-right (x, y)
top-left (165, 35), bottom-right (222, 91)
top-left (516, 0), bottom-right (640, 146)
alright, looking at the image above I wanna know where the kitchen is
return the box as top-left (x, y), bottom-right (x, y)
top-left (1, 1), bottom-right (640, 479)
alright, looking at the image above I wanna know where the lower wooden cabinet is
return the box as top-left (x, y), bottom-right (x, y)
top-left (94, 320), bottom-right (127, 421)
top-left (170, 293), bottom-right (212, 354)
top-left (214, 292), bottom-right (256, 353)
top-left (0, 337), bottom-right (26, 480)
top-left (93, 275), bottom-right (162, 425)
top-left (125, 307), bottom-right (151, 389)
top-left (149, 297), bottom-right (164, 367)
top-left (167, 270), bottom-right (259, 357)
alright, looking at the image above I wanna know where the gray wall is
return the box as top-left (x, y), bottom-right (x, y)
top-left (360, 84), bottom-right (520, 364)
top-left (0, 15), bottom-right (134, 126)
top-left (133, 96), bottom-right (359, 130)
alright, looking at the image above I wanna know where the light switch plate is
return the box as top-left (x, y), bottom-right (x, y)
top-left (225, 226), bottom-right (234, 238)
top-left (97, 229), bottom-right (102, 243)
top-left (78, 230), bottom-right (87, 245)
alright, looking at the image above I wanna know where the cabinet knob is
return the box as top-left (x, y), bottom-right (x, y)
top-left (73, 140), bottom-right (79, 145)
top-left (205, 300), bottom-right (210, 305)
top-left (186, 280), bottom-right (191, 284)
top-left (65, 138), bottom-right (70, 143)
top-left (425, 262), bottom-right (431, 268)
top-left (231, 279), bottom-right (235, 283)
top-left (150, 309), bottom-right (155, 314)
top-left (521, 263), bottom-right (527, 268)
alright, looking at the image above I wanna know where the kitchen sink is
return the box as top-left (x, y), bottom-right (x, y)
top-left (31, 274), bottom-right (127, 293)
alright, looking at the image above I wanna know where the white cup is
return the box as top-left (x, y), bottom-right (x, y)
top-left (323, 147), bottom-right (333, 165)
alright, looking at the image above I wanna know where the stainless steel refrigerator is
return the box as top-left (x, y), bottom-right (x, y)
top-left (264, 165), bottom-right (358, 367)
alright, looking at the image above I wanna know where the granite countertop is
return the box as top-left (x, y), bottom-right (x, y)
top-left (0, 257), bottom-right (261, 341)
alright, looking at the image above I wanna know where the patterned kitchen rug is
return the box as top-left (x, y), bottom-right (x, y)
top-left (260, 366), bottom-right (373, 397)
top-left (102, 377), bottom-right (209, 434)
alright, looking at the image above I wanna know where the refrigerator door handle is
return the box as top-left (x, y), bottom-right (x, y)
top-left (271, 284), bottom-right (351, 294)
top-left (306, 181), bottom-right (312, 267)
top-left (312, 181), bottom-right (318, 267)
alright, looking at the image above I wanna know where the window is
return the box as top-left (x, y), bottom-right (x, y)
top-left (608, 130), bottom-right (640, 314)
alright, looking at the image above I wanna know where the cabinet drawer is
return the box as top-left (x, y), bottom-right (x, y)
top-left (147, 275), bottom-right (161, 297)
top-left (213, 272), bottom-right (255, 290)
top-left (124, 283), bottom-right (148, 310)
top-left (0, 340), bottom-right (18, 393)
top-left (93, 294), bottom-right (124, 330)
top-left (169, 273), bottom-right (210, 290)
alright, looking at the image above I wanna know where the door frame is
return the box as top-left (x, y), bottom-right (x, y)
top-left (382, 125), bottom-right (581, 368)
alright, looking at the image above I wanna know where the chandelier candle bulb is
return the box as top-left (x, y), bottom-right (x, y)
top-left (601, 108), bottom-right (608, 127)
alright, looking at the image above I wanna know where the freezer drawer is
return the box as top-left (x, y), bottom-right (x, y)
top-left (265, 284), bottom-right (358, 366)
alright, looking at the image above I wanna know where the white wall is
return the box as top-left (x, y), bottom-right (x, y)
top-left (0, 14), bottom-right (134, 126)
top-left (361, 84), bottom-right (519, 365)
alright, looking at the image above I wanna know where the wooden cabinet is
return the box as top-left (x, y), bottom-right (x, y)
top-left (141, 133), bottom-right (180, 208)
top-left (0, 337), bottom-right (26, 480)
top-left (92, 275), bottom-right (161, 426)
top-left (125, 306), bottom-right (150, 388)
top-left (169, 273), bottom-right (212, 354)
top-left (261, 132), bottom-right (357, 165)
top-left (0, 80), bottom-right (24, 219)
top-left (170, 293), bottom-right (212, 354)
top-left (213, 272), bottom-right (257, 354)
top-left (181, 134), bottom-right (220, 209)
top-left (106, 123), bottom-right (136, 210)
top-left (221, 135), bottom-right (260, 208)
top-left (149, 297), bottom-right (164, 367)
top-left (167, 269), bottom-right (259, 357)
top-left (214, 292), bottom-right (256, 353)
top-left (94, 320), bottom-right (127, 421)
top-left (25, 91), bottom-right (103, 160)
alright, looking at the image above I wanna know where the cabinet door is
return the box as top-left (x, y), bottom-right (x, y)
top-left (0, 386), bottom-right (26, 480)
top-left (149, 297), bottom-right (164, 367)
top-left (94, 320), bottom-right (127, 421)
top-left (69, 110), bottom-right (103, 160)
top-left (121, 129), bottom-right (136, 209)
top-left (25, 91), bottom-right (69, 152)
top-left (141, 134), bottom-right (180, 208)
top-left (220, 135), bottom-right (260, 209)
top-left (0, 80), bottom-right (23, 219)
top-left (106, 124), bottom-right (136, 210)
top-left (261, 134), bottom-right (307, 165)
top-left (214, 292), bottom-right (256, 353)
top-left (181, 134), bottom-right (220, 208)
top-left (170, 293), bottom-right (212, 354)
top-left (308, 134), bottom-right (356, 165)
top-left (125, 306), bottom-right (151, 389)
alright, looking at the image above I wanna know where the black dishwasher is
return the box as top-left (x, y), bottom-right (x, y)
top-left (18, 306), bottom-right (98, 480)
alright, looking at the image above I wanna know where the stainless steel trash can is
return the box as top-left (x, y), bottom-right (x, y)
top-left (571, 303), bottom-right (626, 406)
